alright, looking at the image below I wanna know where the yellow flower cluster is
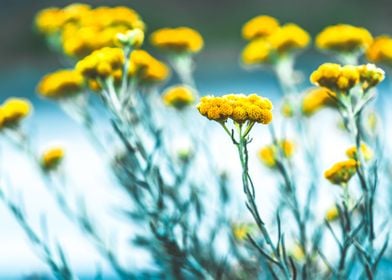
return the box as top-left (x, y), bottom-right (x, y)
top-left (41, 147), bottom-right (65, 171)
top-left (316, 24), bottom-right (373, 53)
top-left (0, 98), bottom-right (32, 129)
top-left (258, 139), bottom-right (295, 168)
top-left (242, 19), bottom-right (310, 65)
top-left (37, 70), bottom-right (85, 99)
top-left (366, 36), bottom-right (392, 65)
top-left (357, 64), bottom-right (385, 91)
top-left (150, 27), bottom-right (204, 53)
top-left (35, 4), bottom-right (145, 57)
top-left (162, 85), bottom-right (195, 110)
top-left (324, 159), bottom-right (358, 185)
top-left (302, 87), bottom-right (336, 116)
top-left (128, 50), bottom-right (169, 84)
top-left (197, 94), bottom-right (273, 124)
top-left (346, 143), bottom-right (373, 161)
top-left (325, 205), bottom-right (339, 221)
top-left (242, 15), bottom-right (280, 40)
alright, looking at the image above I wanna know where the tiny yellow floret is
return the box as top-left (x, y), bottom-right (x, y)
top-left (242, 15), bottom-right (280, 40)
top-left (41, 147), bottom-right (65, 171)
top-left (324, 159), bottom-right (358, 185)
top-left (162, 85), bottom-right (195, 110)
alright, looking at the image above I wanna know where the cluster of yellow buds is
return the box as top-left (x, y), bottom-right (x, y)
top-left (258, 139), bottom-right (295, 168)
top-left (357, 64), bottom-right (385, 91)
top-left (324, 159), bottom-right (358, 186)
top-left (150, 27), bottom-right (204, 54)
top-left (162, 85), bottom-right (195, 110)
top-left (0, 98), bottom-right (32, 129)
top-left (366, 35), bottom-right (392, 66)
top-left (37, 69), bottom-right (85, 99)
top-left (346, 143), bottom-right (373, 161)
top-left (316, 24), bottom-right (373, 53)
top-left (35, 4), bottom-right (145, 58)
top-left (197, 94), bottom-right (273, 124)
top-left (241, 15), bottom-right (310, 65)
top-left (301, 87), bottom-right (336, 116)
top-left (41, 146), bottom-right (65, 171)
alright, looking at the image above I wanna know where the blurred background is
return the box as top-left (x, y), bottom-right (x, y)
top-left (1, 0), bottom-right (392, 278)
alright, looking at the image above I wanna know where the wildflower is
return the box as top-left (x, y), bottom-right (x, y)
top-left (241, 15), bottom-right (280, 40)
top-left (316, 24), bottom-right (373, 53)
top-left (197, 94), bottom-right (272, 124)
top-left (268, 23), bottom-right (311, 53)
top-left (366, 35), bottom-right (392, 65)
top-left (41, 147), bottom-right (65, 171)
top-left (346, 143), bottom-right (373, 161)
top-left (258, 140), bottom-right (295, 168)
top-left (115, 28), bottom-right (144, 48)
top-left (37, 70), bottom-right (85, 99)
top-left (302, 87), bottom-right (336, 116)
top-left (35, 7), bottom-right (66, 34)
top-left (128, 50), bottom-right (169, 84)
top-left (289, 244), bottom-right (305, 261)
top-left (162, 85), bottom-right (195, 110)
top-left (357, 63), bottom-right (385, 91)
top-left (310, 63), bottom-right (359, 92)
top-left (0, 98), bottom-right (32, 128)
top-left (242, 39), bottom-right (272, 65)
top-left (325, 205), bottom-right (339, 221)
top-left (150, 27), bottom-right (204, 53)
top-left (231, 222), bottom-right (257, 242)
top-left (281, 101), bottom-right (294, 118)
top-left (324, 159), bottom-right (358, 186)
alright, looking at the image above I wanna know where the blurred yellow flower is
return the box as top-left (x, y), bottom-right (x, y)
top-left (268, 23), bottom-right (310, 53)
top-left (324, 159), bottom-right (358, 185)
top-left (0, 98), bottom-right (32, 128)
top-left (162, 85), bottom-right (195, 110)
top-left (242, 39), bottom-right (272, 65)
top-left (197, 94), bottom-right (273, 124)
top-left (302, 87), bottom-right (336, 116)
top-left (41, 147), bottom-right (65, 171)
top-left (150, 27), bottom-right (204, 53)
top-left (357, 64), bottom-right (385, 91)
top-left (231, 222), bottom-right (256, 242)
top-left (346, 143), bottom-right (373, 161)
top-left (316, 24), bottom-right (373, 53)
top-left (258, 139), bottom-right (295, 168)
top-left (35, 7), bottom-right (67, 34)
top-left (325, 205), bottom-right (339, 221)
top-left (290, 244), bottom-right (305, 261)
top-left (37, 69), bottom-right (85, 99)
top-left (242, 15), bottom-right (280, 40)
top-left (366, 35), bottom-right (392, 65)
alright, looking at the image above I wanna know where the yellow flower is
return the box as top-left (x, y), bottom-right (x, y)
top-left (115, 28), bottom-right (144, 48)
top-left (268, 23), bottom-right (310, 53)
top-left (316, 24), bottom-right (373, 53)
top-left (150, 27), bottom-right (204, 53)
top-left (242, 15), bottom-right (280, 40)
top-left (325, 205), bottom-right (339, 221)
top-left (357, 64), bottom-right (385, 91)
top-left (41, 146), bottom-right (65, 171)
top-left (366, 35), bottom-right (392, 65)
top-left (197, 94), bottom-right (273, 124)
top-left (37, 69), bottom-right (85, 99)
top-left (0, 98), bottom-right (32, 128)
top-left (302, 87), bottom-right (336, 116)
top-left (324, 159), bottom-right (358, 185)
top-left (310, 63), bottom-right (360, 92)
top-left (290, 244), bottom-right (305, 261)
top-left (346, 143), bottom-right (373, 161)
top-left (35, 7), bottom-right (66, 34)
top-left (162, 85), bottom-right (195, 109)
top-left (258, 139), bottom-right (295, 168)
top-left (231, 222), bottom-right (256, 242)
top-left (241, 39), bottom-right (272, 65)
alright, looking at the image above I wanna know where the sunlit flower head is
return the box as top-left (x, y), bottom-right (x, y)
top-left (150, 27), bottom-right (204, 53)
top-left (366, 35), bottom-right (392, 65)
top-left (0, 98), bottom-right (32, 129)
top-left (41, 146), bottom-right (65, 171)
top-left (268, 23), bottom-right (311, 53)
top-left (197, 94), bottom-right (273, 124)
top-left (242, 15), bottom-right (280, 40)
top-left (242, 39), bottom-right (272, 65)
top-left (258, 139), bottom-right (295, 168)
top-left (316, 24), bottom-right (373, 53)
top-left (356, 63), bottom-right (385, 91)
top-left (302, 87), bottom-right (336, 116)
top-left (324, 159), bottom-right (358, 186)
top-left (35, 7), bottom-right (66, 35)
top-left (37, 69), bottom-right (85, 99)
top-left (346, 143), bottom-right (373, 161)
top-left (162, 85), bottom-right (195, 110)
top-left (325, 205), bottom-right (339, 222)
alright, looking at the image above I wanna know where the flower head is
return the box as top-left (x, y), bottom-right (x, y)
top-left (346, 143), bottom-right (373, 161)
top-left (366, 35), bottom-right (392, 65)
top-left (268, 23), bottom-right (310, 53)
top-left (324, 159), bottom-right (358, 186)
top-left (325, 205), bottom-right (340, 221)
top-left (37, 69), bottom-right (85, 99)
top-left (242, 39), bottom-right (272, 65)
top-left (150, 27), bottom-right (204, 53)
top-left (258, 139), bottom-right (295, 168)
top-left (162, 85), bottom-right (195, 110)
top-left (302, 87), bottom-right (336, 116)
top-left (231, 222), bottom-right (257, 242)
top-left (0, 98), bottom-right (32, 128)
top-left (242, 15), bottom-right (280, 40)
top-left (41, 146), bottom-right (65, 171)
top-left (316, 24), bottom-right (373, 53)
top-left (197, 94), bottom-right (273, 124)
top-left (357, 64), bottom-right (385, 91)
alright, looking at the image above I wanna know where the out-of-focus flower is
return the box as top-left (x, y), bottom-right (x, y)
top-left (268, 23), bottom-right (310, 53)
top-left (115, 28), bottom-right (144, 48)
top-left (231, 222), bottom-right (257, 242)
top-left (366, 35), bottom-right (392, 66)
top-left (162, 85), bottom-right (195, 110)
top-left (302, 87), bottom-right (336, 116)
top-left (289, 244), bottom-right (305, 261)
top-left (346, 143), bottom-right (373, 161)
top-left (128, 50), bottom-right (169, 84)
top-left (197, 94), bottom-right (272, 124)
top-left (258, 139), bottom-right (295, 168)
top-left (324, 159), bottom-right (358, 186)
top-left (35, 7), bottom-right (67, 35)
top-left (310, 63), bottom-right (359, 92)
top-left (316, 24), bottom-right (373, 53)
top-left (0, 98), bottom-right (32, 128)
top-left (281, 100), bottom-right (294, 118)
top-left (37, 70), bottom-right (85, 99)
top-left (41, 146), bottom-right (65, 171)
top-left (242, 39), bottom-right (272, 65)
top-left (325, 205), bottom-right (339, 221)
top-left (357, 64), bottom-right (385, 91)
top-left (150, 27), bottom-right (204, 53)
top-left (241, 15), bottom-right (280, 40)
